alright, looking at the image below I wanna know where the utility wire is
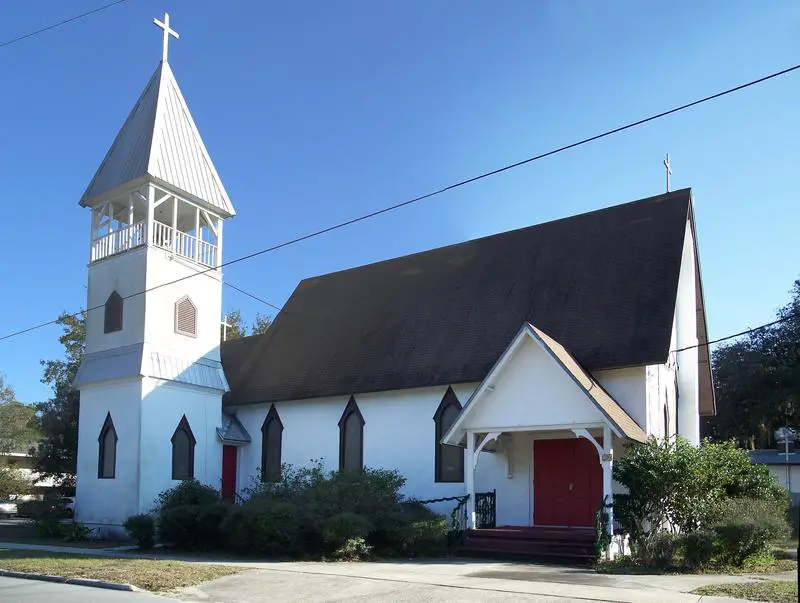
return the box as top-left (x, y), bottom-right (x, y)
top-left (2, 60), bottom-right (799, 344)
top-left (0, 0), bottom-right (131, 50)
top-left (672, 310), bottom-right (800, 354)
top-left (223, 281), bottom-right (283, 313)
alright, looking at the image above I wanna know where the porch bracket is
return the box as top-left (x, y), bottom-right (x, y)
top-left (473, 431), bottom-right (501, 469)
top-left (571, 428), bottom-right (603, 463)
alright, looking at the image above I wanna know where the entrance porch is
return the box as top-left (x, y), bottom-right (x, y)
top-left (441, 324), bottom-right (647, 560)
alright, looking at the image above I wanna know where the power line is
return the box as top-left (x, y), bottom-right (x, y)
top-left (0, 0), bottom-right (131, 50)
top-left (223, 282), bottom-right (282, 313)
top-left (1, 60), bottom-right (799, 344)
top-left (672, 310), bottom-right (800, 354)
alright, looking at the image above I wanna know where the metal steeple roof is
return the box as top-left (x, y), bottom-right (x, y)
top-left (79, 60), bottom-right (235, 217)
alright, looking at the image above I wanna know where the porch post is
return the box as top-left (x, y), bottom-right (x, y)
top-left (466, 431), bottom-right (476, 528)
top-left (602, 425), bottom-right (614, 543)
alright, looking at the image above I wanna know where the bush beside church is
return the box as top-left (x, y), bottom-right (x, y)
top-left (126, 464), bottom-right (450, 560)
top-left (607, 437), bottom-right (792, 570)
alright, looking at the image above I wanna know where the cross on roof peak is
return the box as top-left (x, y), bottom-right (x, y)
top-left (153, 12), bottom-right (179, 63)
top-left (663, 153), bottom-right (672, 193)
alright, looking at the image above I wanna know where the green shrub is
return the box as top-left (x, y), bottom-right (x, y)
top-left (159, 501), bottom-right (230, 551)
top-left (614, 437), bottom-right (789, 553)
top-left (156, 480), bottom-right (221, 511)
top-left (680, 531), bottom-right (715, 568)
top-left (332, 536), bottom-right (372, 561)
top-left (62, 521), bottom-right (90, 542)
top-left (634, 532), bottom-right (678, 568)
top-left (124, 514), bottom-right (155, 550)
top-left (32, 517), bottom-right (64, 538)
top-left (395, 517), bottom-right (449, 557)
top-left (222, 500), bottom-right (303, 557)
top-left (321, 512), bottom-right (374, 552)
top-left (235, 464), bottom-right (448, 559)
top-left (711, 498), bottom-right (791, 566)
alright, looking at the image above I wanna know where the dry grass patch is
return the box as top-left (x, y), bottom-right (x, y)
top-left (0, 550), bottom-right (243, 591)
top-left (693, 580), bottom-right (797, 602)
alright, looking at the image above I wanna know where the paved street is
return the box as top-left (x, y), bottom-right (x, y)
top-left (0, 577), bottom-right (168, 602)
top-left (177, 570), bottom-right (586, 602)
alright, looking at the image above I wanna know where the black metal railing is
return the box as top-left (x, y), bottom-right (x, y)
top-left (417, 489), bottom-right (498, 545)
top-left (475, 489), bottom-right (496, 528)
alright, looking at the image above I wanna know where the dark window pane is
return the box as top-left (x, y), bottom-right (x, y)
top-left (436, 398), bottom-right (464, 483)
top-left (264, 419), bottom-right (281, 481)
top-left (441, 404), bottom-right (459, 432)
top-left (101, 427), bottom-right (116, 477)
top-left (343, 412), bottom-right (362, 471)
top-left (172, 430), bottom-right (191, 479)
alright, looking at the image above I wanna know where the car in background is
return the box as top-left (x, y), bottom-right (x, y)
top-left (0, 500), bottom-right (18, 518)
top-left (61, 497), bottom-right (75, 517)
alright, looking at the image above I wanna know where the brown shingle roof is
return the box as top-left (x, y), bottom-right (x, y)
top-left (222, 189), bottom-right (693, 406)
top-left (529, 325), bottom-right (647, 442)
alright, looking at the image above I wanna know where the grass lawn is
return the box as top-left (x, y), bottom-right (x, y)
top-left (0, 549), bottom-right (244, 592)
top-left (692, 580), bottom-right (798, 603)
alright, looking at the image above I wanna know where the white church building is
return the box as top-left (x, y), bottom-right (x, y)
top-left (74, 15), bottom-right (715, 552)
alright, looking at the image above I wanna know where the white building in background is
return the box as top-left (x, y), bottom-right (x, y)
top-left (0, 452), bottom-right (57, 498)
top-left (73, 13), bottom-right (715, 558)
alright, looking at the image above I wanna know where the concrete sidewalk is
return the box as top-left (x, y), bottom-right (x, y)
top-left (0, 541), bottom-right (792, 603)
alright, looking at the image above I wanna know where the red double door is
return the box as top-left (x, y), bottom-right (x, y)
top-left (533, 438), bottom-right (602, 527)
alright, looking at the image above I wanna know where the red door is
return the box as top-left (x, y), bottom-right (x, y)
top-left (221, 445), bottom-right (237, 501)
top-left (533, 438), bottom-right (602, 527)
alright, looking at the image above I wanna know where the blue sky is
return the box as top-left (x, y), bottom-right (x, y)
top-left (1, 0), bottom-right (798, 403)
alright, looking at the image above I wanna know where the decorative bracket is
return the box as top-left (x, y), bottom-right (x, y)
top-left (572, 428), bottom-right (604, 464)
top-left (473, 431), bottom-right (501, 469)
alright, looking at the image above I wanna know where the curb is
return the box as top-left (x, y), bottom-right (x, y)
top-left (0, 569), bottom-right (136, 591)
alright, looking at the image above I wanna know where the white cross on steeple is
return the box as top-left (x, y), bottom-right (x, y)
top-left (153, 12), bottom-right (179, 63)
top-left (221, 314), bottom-right (232, 341)
top-left (663, 153), bottom-right (672, 193)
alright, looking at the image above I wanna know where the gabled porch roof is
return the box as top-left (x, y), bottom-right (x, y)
top-left (442, 323), bottom-right (647, 445)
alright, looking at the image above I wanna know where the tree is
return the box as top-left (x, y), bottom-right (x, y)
top-left (0, 468), bottom-right (31, 499)
top-left (0, 374), bottom-right (13, 405)
top-left (32, 312), bottom-right (85, 491)
top-left (251, 313), bottom-right (272, 335)
top-left (0, 376), bottom-right (39, 454)
top-left (221, 310), bottom-right (247, 341)
top-left (703, 278), bottom-right (800, 449)
top-left (221, 309), bottom-right (273, 341)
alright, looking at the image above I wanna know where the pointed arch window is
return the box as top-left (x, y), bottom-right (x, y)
top-left (98, 412), bottom-right (117, 479)
top-left (104, 291), bottom-right (123, 333)
top-left (171, 415), bottom-right (196, 480)
top-left (175, 296), bottom-right (197, 337)
top-left (261, 405), bottom-right (283, 483)
top-left (338, 396), bottom-right (365, 471)
top-left (434, 387), bottom-right (464, 483)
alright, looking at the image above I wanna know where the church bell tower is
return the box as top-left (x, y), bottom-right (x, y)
top-left (74, 13), bottom-right (236, 531)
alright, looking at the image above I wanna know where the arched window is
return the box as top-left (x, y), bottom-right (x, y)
top-left (171, 415), bottom-right (196, 480)
top-left (261, 405), bottom-right (283, 482)
top-left (104, 291), bottom-right (123, 333)
top-left (434, 387), bottom-right (464, 483)
top-left (663, 404), bottom-right (670, 439)
top-left (174, 296), bottom-right (197, 337)
top-left (97, 412), bottom-right (117, 479)
top-left (338, 396), bottom-right (364, 471)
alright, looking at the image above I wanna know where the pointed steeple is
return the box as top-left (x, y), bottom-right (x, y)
top-left (80, 58), bottom-right (234, 217)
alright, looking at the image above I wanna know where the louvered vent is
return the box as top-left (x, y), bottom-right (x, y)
top-left (174, 296), bottom-right (197, 337)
